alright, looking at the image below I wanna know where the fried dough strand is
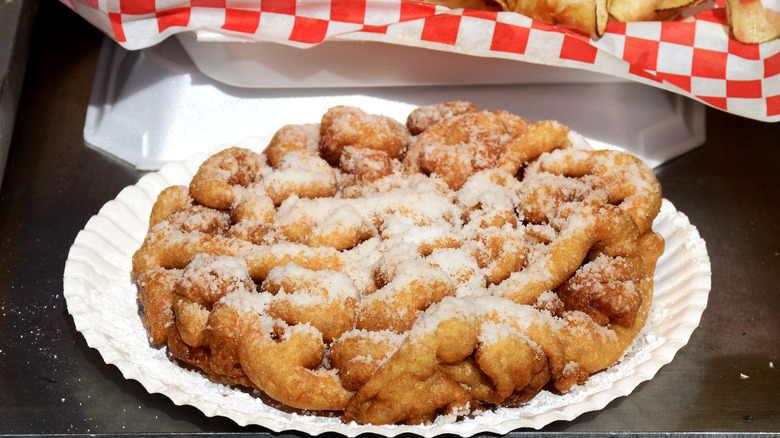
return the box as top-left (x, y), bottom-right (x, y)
top-left (132, 101), bottom-right (665, 425)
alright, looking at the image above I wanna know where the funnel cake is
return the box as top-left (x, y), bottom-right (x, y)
top-left (132, 102), bottom-right (664, 426)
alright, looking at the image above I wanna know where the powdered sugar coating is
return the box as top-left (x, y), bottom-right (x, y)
top-left (65, 127), bottom-right (710, 436)
top-left (125, 103), bottom-right (673, 427)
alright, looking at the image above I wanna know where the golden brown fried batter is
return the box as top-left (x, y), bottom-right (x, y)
top-left (132, 101), bottom-right (664, 425)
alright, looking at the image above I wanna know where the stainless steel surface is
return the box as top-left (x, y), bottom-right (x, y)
top-left (0, 1), bottom-right (778, 436)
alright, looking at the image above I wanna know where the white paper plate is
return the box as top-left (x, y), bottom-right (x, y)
top-left (63, 139), bottom-right (711, 436)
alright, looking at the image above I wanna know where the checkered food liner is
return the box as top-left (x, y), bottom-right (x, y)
top-left (61, 0), bottom-right (779, 121)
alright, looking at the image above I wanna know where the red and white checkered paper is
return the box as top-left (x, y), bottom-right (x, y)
top-left (61, 0), bottom-right (780, 122)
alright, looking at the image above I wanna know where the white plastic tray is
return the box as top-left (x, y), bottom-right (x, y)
top-left (176, 31), bottom-right (626, 88)
top-left (84, 37), bottom-right (706, 171)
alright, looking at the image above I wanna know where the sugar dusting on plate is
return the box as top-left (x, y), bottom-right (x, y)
top-left (64, 144), bottom-right (711, 436)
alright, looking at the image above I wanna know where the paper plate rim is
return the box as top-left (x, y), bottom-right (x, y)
top-left (63, 141), bottom-right (711, 437)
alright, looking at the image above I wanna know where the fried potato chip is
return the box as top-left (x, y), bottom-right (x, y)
top-left (496, 0), bottom-right (610, 36)
top-left (609, 0), bottom-right (676, 21)
top-left (610, 0), bottom-right (710, 22)
top-left (655, 0), bottom-right (705, 12)
top-left (428, 0), bottom-right (779, 43)
top-left (418, 0), bottom-right (502, 10)
top-left (726, 0), bottom-right (780, 44)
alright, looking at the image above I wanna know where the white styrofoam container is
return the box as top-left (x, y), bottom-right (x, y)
top-left (84, 36), bottom-right (705, 170)
top-left (176, 31), bottom-right (626, 88)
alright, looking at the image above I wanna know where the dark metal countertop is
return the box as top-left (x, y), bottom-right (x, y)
top-left (1, 1), bottom-right (779, 436)
top-left (0, 0), bottom-right (37, 191)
